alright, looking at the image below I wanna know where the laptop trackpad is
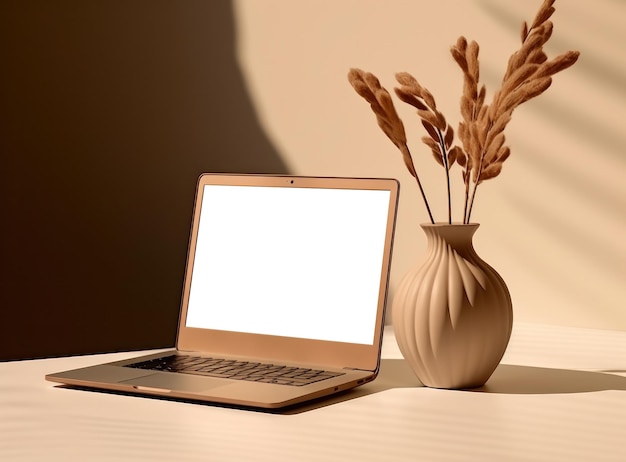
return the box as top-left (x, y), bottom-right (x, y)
top-left (120, 373), bottom-right (225, 393)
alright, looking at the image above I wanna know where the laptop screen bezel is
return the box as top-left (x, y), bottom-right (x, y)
top-left (175, 174), bottom-right (399, 372)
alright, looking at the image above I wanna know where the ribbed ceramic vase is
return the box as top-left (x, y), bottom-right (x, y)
top-left (393, 223), bottom-right (513, 389)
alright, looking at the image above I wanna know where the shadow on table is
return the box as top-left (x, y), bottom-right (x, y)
top-left (56, 360), bottom-right (626, 415)
top-left (474, 364), bottom-right (626, 395)
top-left (285, 361), bottom-right (626, 413)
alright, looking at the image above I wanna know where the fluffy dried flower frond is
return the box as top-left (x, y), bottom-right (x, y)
top-left (467, 42), bottom-right (481, 88)
top-left (395, 72), bottom-right (422, 91)
top-left (395, 71), bottom-right (461, 221)
top-left (528, 48), bottom-right (548, 65)
top-left (420, 89), bottom-right (438, 112)
top-left (348, 0), bottom-right (578, 224)
top-left (348, 68), bottom-right (435, 223)
top-left (498, 146), bottom-right (511, 163)
top-left (348, 68), bottom-right (407, 150)
top-left (501, 63), bottom-right (540, 95)
top-left (394, 87), bottom-right (428, 111)
top-left (421, 119), bottom-right (438, 140)
top-left (421, 136), bottom-right (443, 166)
top-left (484, 132), bottom-right (506, 166)
top-left (417, 110), bottom-right (444, 132)
top-left (478, 162), bottom-right (503, 183)
top-left (451, 38), bottom-right (482, 117)
top-left (444, 125), bottom-right (454, 148)
top-left (484, 112), bottom-right (512, 148)
top-left (504, 22), bottom-right (551, 81)
top-left (450, 37), bottom-right (468, 71)
top-left (457, 0), bottom-right (577, 222)
top-left (448, 145), bottom-right (463, 167)
top-left (478, 9), bottom-right (577, 186)
top-left (458, 122), bottom-right (469, 151)
top-left (535, 51), bottom-right (580, 78)
top-left (395, 72), bottom-right (438, 110)
top-left (395, 72), bottom-right (460, 171)
top-left (468, 123), bottom-right (484, 183)
top-left (420, 124), bottom-right (457, 168)
top-left (528, 0), bottom-right (556, 36)
top-left (509, 77), bottom-right (553, 109)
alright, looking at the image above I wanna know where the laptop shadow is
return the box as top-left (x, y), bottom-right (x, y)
top-left (280, 358), bottom-right (421, 414)
top-left (56, 359), bottom-right (626, 415)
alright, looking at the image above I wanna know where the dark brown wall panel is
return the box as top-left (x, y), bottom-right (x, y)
top-left (0, 0), bottom-right (287, 360)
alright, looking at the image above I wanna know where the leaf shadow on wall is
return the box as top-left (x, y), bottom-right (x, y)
top-left (0, 0), bottom-right (287, 360)
top-left (473, 0), bottom-right (626, 328)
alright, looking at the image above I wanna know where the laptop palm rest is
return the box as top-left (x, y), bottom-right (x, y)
top-left (120, 373), bottom-right (226, 393)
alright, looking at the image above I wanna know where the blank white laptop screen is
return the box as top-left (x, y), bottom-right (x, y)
top-left (185, 184), bottom-right (391, 345)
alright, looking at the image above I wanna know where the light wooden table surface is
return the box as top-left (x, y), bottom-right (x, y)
top-left (2, 323), bottom-right (625, 461)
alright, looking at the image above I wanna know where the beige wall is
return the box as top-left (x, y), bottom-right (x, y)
top-left (234, 0), bottom-right (626, 330)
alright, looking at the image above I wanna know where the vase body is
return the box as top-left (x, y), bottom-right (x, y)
top-left (392, 223), bottom-right (513, 389)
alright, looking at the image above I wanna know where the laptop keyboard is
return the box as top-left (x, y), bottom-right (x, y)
top-left (125, 355), bottom-right (345, 387)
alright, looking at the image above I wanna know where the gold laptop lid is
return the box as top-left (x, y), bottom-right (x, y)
top-left (176, 174), bottom-right (399, 372)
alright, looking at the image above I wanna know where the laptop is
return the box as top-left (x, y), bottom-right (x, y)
top-left (46, 173), bottom-right (399, 409)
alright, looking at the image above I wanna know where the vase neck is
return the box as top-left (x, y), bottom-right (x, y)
top-left (420, 223), bottom-right (479, 254)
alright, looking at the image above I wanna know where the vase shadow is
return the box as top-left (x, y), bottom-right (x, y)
top-left (99, 359), bottom-right (624, 415)
top-left (374, 359), bottom-right (626, 395)
top-left (372, 359), bottom-right (626, 395)
top-left (284, 360), bottom-right (626, 413)
top-left (474, 364), bottom-right (626, 395)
